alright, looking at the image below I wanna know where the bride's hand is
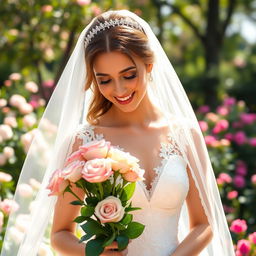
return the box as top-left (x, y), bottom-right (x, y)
top-left (100, 241), bottom-right (129, 256)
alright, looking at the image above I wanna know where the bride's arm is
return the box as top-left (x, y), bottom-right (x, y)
top-left (170, 125), bottom-right (213, 256)
top-left (170, 165), bottom-right (213, 256)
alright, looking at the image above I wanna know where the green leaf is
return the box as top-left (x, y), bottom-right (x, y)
top-left (125, 206), bottom-right (142, 212)
top-left (114, 222), bottom-right (127, 230)
top-left (102, 180), bottom-right (112, 196)
top-left (85, 196), bottom-right (99, 206)
top-left (120, 222), bottom-right (145, 239)
top-left (80, 205), bottom-right (95, 217)
top-left (79, 233), bottom-right (93, 243)
top-left (116, 235), bottom-right (129, 250)
top-left (70, 200), bottom-right (84, 205)
top-left (120, 182), bottom-right (136, 201)
top-left (120, 214), bottom-right (133, 225)
top-left (102, 231), bottom-right (116, 247)
top-left (85, 237), bottom-right (105, 256)
top-left (81, 219), bottom-right (106, 236)
top-left (73, 215), bottom-right (87, 223)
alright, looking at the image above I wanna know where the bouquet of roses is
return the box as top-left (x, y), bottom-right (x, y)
top-left (47, 139), bottom-right (145, 256)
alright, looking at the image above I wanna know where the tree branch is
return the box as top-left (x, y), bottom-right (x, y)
top-left (161, 0), bottom-right (205, 44)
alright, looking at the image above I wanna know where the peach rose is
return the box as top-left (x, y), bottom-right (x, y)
top-left (47, 169), bottom-right (69, 196)
top-left (95, 196), bottom-right (125, 224)
top-left (122, 165), bottom-right (145, 182)
top-left (79, 139), bottom-right (110, 160)
top-left (0, 199), bottom-right (19, 215)
top-left (82, 158), bottom-right (113, 183)
top-left (108, 147), bottom-right (140, 174)
top-left (62, 160), bottom-right (85, 182)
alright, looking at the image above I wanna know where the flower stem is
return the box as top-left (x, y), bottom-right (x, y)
top-left (65, 185), bottom-right (83, 203)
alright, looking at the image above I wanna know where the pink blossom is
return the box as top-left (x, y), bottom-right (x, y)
top-left (41, 5), bottom-right (53, 12)
top-left (9, 94), bottom-right (26, 108)
top-left (235, 160), bottom-right (247, 176)
top-left (218, 172), bottom-right (232, 184)
top-left (223, 205), bottom-right (235, 213)
top-left (62, 160), bottom-right (85, 183)
top-left (197, 105), bottom-right (210, 114)
top-left (4, 116), bottom-right (18, 128)
top-left (17, 183), bottom-right (33, 197)
top-left (91, 5), bottom-right (101, 16)
top-left (0, 199), bottom-right (19, 215)
top-left (204, 135), bottom-right (217, 146)
top-left (227, 190), bottom-right (238, 200)
top-left (47, 169), bottom-right (69, 196)
top-left (234, 175), bottom-right (246, 188)
top-left (42, 79), bottom-right (54, 88)
top-left (0, 154), bottom-right (7, 166)
top-left (18, 102), bottom-right (34, 115)
top-left (76, 0), bottom-right (91, 5)
top-left (237, 239), bottom-right (251, 255)
top-left (9, 73), bottom-right (22, 81)
top-left (216, 106), bottom-right (229, 116)
top-left (240, 113), bottom-right (256, 125)
top-left (249, 138), bottom-right (256, 147)
top-left (212, 119), bottom-right (229, 134)
top-left (198, 121), bottom-right (208, 132)
top-left (4, 80), bottom-right (12, 87)
top-left (230, 219), bottom-right (247, 233)
top-left (22, 114), bottom-right (37, 128)
top-left (0, 124), bottom-right (13, 140)
top-left (249, 232), bottom-right (256, 244)
top-left (3, 146), bottom-right (15, 158)
top-left (220, 139), bottom-right (230, 146)
top-left (233, 131), bottom-right (247, 145)
top-left (206, 112), bottom-right (219, 122)
top-left (251, 174), bottom-right (256, 185)
top-left (25, 81), bottom-right (38, 93)
top-left (223, 97), bottom-right (236, 106)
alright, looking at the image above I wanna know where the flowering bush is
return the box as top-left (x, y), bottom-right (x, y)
top-left (196, 96), bottom-right (256, 254)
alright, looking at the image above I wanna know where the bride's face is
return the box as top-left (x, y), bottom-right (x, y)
top-left (93, 51), bottom-right (152, 112)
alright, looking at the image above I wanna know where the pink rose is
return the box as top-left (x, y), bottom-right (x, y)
top-left (79, 139), bottom-right (110, 161)
top-left (212, 119), bottom-right (229, 134)
top-left (237, 239), bottom-right (251, 255)
top-left (249, 137), bottom-right (256, 147)
top-left (122, 166), bottom-right (145, 182)
top-left (235, 161), bottom-right (247, 176)
top-left (0, 199), bottom-right (19, 215)
top-left (216, 106), bottom-right (229, 116)
top-left (233, 131), bottom-right (247, 145)
top-left (197, 105), bottom-right (210, 114)
top-left (218, 173), bottom-right (232, 184)
top-left (230, 219), bottom-right (247, 233)
top-left (206, 112), bottom-right (219, 122)
top-left (249, 232), bottom-right (256, 244)
top-left (94, 196), bottom-right (125, 224)
top-left (47, 169), bottom-right (69, 196)
top-left (62, 160), bottom-right (85, 182)
top-left (234, 175), bottom-right (245, 189)
top-left (204, 135), bottom-right (217, 146)
top-left (82, 158), bottom-right (113, 183)
top-left (198, 121), bottom-right (208, 132)
top-left (227, 190), bottom-right (238, 200)
top-left (251, 174), bottom-right (256, 185)
top-left (240, 113), bottom-right (256, 125)
top-left (223, 97), bottom-right (236, 106)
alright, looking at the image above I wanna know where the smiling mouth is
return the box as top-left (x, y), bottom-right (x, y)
top-left (115, 91), bottom-right (135, 104)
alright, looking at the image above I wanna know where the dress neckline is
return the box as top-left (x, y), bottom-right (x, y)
top-left (78, 123), bottom-right (183, 202)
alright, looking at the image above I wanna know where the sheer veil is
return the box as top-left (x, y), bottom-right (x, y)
top-left (0, 9), bottom-right (235, 256)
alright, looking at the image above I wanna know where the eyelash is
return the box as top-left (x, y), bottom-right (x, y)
top-left (99, 73), bottom-right (137, 85)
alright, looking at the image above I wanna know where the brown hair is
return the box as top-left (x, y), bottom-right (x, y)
top-left (84, 10), bottom-right (154, 125)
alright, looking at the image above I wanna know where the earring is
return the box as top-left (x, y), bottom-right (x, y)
top-left (148, 72), bottom-right (153, 82)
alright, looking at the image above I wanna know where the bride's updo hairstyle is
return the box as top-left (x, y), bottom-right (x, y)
top-left (84, 10), bottom-right (154, 124)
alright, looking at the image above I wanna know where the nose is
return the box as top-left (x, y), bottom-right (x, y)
top-left (113, 80), bottom-right (129, 97)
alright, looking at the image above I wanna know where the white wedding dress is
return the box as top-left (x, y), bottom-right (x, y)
top-left (76, 123), bottom-right (189, 256)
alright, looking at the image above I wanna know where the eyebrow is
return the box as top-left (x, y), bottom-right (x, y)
top-left (95, 66), bottom-right (136, 76)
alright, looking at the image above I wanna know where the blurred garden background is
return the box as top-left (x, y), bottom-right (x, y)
top-left (0, 0), bottom-right (256, 255)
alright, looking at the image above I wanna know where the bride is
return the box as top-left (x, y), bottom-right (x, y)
top-left (1, 9), bottom-right (235, 256)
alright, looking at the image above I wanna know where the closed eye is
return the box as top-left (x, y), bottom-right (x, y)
top-left (124, 73), bottom-right (137, 79)
top-left (99, 73), bottom-right (137, 85)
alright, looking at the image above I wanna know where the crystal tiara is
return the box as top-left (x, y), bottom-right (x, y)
top-left (84, 18), bottom-right (144, 47)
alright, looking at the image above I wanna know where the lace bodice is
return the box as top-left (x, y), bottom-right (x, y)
top-left (74, 123), bottom-right (189, 256)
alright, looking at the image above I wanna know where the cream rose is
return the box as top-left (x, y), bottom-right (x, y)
top-left (79, 139), bottom-right (110, 160)
top-left (94, 196), bottom-right (125, 224)
top-left (62, 160), bottom-right (85, 182)
top-left (81, 158), bottom-right (113, 183)
top-left (108, 147), bottom-right (140, 174)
